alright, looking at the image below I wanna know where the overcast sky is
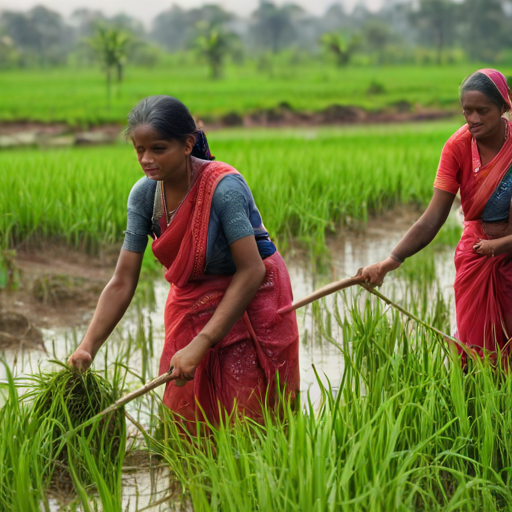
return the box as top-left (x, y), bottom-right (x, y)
top-left (1, 0), bottom-right (383, 26)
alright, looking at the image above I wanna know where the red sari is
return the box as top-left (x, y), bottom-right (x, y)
top-left (151, 160), bottom-right (300, 426)
top-left (435, 120), bottom-right (512, 353)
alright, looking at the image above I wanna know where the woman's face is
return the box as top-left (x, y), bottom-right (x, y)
top-left (461, 90), bottom-right (505, 141)
top-left (131, 124), bottom-right (194, 182)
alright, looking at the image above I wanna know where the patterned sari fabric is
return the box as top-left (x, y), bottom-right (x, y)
top-left (151, 161), bottom-right (300, 427)
top-left (435, 69), bottom-right (512, 354)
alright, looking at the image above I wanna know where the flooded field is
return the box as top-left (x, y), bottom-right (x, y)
top-left (1, 207), bottom-right (458, 395)
top-left (0, 207), bottom-right (460, 511)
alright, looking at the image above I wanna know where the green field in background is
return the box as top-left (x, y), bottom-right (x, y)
top-left (0, 63), bottom-right (494, 125)
top-left (0, 120), bottom-right (463, 253)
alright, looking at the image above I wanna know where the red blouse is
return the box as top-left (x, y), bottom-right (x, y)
top-left (434, 121), bottom-right (512, 221)
top-left (434, 124), bottom-right (473, 196)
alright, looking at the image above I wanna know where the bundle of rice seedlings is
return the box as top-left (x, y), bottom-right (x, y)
top-left (25, 364), bottom-right (126, 485)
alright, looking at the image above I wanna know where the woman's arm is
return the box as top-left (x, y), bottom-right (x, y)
top-left (473, 235), bottom-right (512, 257)
top-left (68, 249), bottom-right (144, 370)
top-left (169, 235), bottom-right (266, 386)
top-left (359, 188), bottom-right (456, 286)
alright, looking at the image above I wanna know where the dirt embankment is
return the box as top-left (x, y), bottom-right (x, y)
top-left (0, 103), bottom-right (457, 149)
top-left (0, 245), bottom-right (118, 335)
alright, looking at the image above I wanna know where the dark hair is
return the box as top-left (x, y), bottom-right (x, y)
top-left (125, 95), bottom-right (214, 160)
top-left (460, 72), bottom-right (510, 112)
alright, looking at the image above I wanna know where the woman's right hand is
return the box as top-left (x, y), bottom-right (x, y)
top-left (67, 349), bottom-right (93, 371)
top-left (356, 256), bottom-right (402, 286)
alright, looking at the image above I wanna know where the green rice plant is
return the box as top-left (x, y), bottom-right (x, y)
top-left (0, 249), bottom-right (22, 291)
top-left (0, 360), bottom-right (127, 511)
top-left (25, 364), bottom-right (126, 485)
top-left (0, 121), bottom-right (463, 256)
top-left (140, 290), bottom-right (512, 512)
top-left (0, 363), bottom-right (51, 512)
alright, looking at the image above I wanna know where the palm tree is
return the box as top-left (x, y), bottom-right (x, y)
top-left (194, 21), bottom-right (237, 80)
top-left (87, 24), bottom-right (131, 105)
top-left (320, 32), bottom-right (361, 67)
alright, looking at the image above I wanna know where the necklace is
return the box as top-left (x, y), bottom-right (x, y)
top-left (162, 160), bottom-right (196, 225)
top-left (166, 196), bottom-right (186, 219)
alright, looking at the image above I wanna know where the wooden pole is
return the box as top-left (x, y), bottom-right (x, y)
top-left (278, 276), bottom-right (468, 354)
top-left (277, 275), bottom-right (365, 315)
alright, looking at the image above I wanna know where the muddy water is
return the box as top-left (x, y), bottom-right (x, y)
top-left (0, 209), bottom-right (458, 393)
top-left (0, 211), bottom-right (457, 511)
top-left (289, 208), bottom-right (457, 402)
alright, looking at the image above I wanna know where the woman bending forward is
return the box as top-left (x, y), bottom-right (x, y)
top-left (68, 96), bottom-right (300, 425)
top-left (360, 69), bottom-right (512, 356)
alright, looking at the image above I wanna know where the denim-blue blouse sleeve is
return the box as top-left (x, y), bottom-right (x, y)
top-left (206, 174), bottom-right (276, 275)
top-left (122, 177), bottom-right (155, 253)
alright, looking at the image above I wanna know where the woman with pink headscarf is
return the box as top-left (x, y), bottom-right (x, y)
top-left (360, 69), bottom-right (512, 356)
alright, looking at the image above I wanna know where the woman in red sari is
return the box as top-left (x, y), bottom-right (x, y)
top-left (68, 96), bottom-right (299, 425)
top-left (360, 69), bottom-right (512, 355)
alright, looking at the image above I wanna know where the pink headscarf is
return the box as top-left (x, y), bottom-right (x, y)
top-left (477, 68), bottom-right (512, 109)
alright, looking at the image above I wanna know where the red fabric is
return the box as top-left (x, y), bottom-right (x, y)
top-left (151, 161), bottom-right (300, 426)
top-left (434, 125), bottom-right (473, 197)
top-left (455, 221), bottom-right (512, 351)
top-left (478, 69), bottom-right (512, 109)
top-left (436, 120), bottom-right (512, 351)
top-left (434, 123), bottom-right (512, 219)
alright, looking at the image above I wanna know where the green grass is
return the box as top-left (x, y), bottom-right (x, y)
top-left (142, 287), bottom-right (512, 512)
top-left (4, 275), bottom-right (512, 511)
top-left (0, 362), bottom-right (126, 511)
top-left (0, 120), bottom-right (463, 257)
top-left (0, 62), bottom-right (500, 125)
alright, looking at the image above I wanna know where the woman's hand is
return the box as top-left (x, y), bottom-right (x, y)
top-left (170, 334), bottom-right (212, 387)
top-left (356, 256), bottom-right (402, 287)
top-left (67, 349), bottom-right (93, 371)
top-left (473, 239), bottom-right (499, 257)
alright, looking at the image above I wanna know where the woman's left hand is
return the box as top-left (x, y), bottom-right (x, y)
top-left (473, 239), bottom-right (499, 257)
top-left (170, 333), bottom-right (212, 387)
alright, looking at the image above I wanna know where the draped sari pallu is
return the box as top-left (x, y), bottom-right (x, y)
top-left (151, 161), bottom-right (300, 427)
top-left (455, 130), bottom-right (512, 354)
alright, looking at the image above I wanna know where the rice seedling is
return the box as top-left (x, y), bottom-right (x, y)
top-left (0, 363), bottom-right (52, 512)
top-left (0, 359), bottom-right (129, 510)
top-left (129, 286), bottom-right (512, 512)
top-left (0, 248), bottom-right (22, 291)
top-left (25, 364), bottom-right (125, 478)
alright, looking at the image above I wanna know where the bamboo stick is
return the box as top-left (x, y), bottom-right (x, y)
top-left (277, 275), bottom-right (365, 315)
top-left (360, 283), bottom-right (467, 353)
top-left (278, 276), bottom-right (469, 355)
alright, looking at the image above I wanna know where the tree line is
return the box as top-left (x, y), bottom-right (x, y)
top-left (0, 0), bottom-right (511, 75)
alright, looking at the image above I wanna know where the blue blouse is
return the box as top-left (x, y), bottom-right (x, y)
top-left (122, 173), bottom-right (276, 275)
top-left (481, 166), bottom-right (512, 223)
